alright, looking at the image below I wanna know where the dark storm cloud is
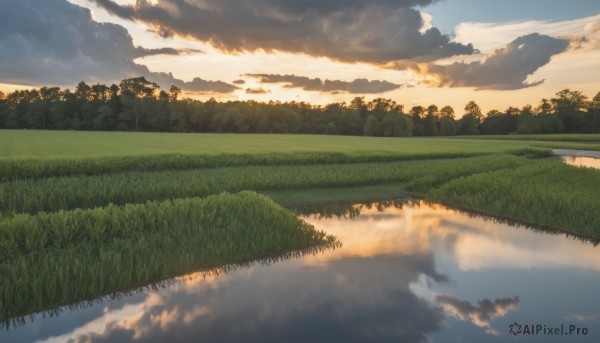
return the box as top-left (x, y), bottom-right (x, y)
top-left (89, 0), bottom-right (474, 64)
top-left (405, 33), bottom-right (570, 90)
top-left (246, 74), bottom-right (404, 94)
top-left (0, 0), bottom-right (236, 93)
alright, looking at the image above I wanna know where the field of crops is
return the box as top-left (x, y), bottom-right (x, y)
top-left (2, 130), bottom-right (600, 323)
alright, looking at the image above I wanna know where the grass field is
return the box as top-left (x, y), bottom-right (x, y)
top-left (2, 130), bottom-right (600, 321)
top-left (456, 133), bottom-right (600, 143)
top-left (0, 130), bottom-right (538, 158)
top-left (454, 133), bottom-right (600, 151)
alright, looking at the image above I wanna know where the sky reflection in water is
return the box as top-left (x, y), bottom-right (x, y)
top-left (561, 156), bottom-right (600, 169)
top-left (3, 201), bottom-right (600, 342)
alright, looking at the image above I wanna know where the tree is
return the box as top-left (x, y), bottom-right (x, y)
top-left (381, 112), bottom-right (413, 137)
top-left (533, 98), bottom-right (563, 133)
top-left (516, 117), bottom-right (542, 134)
top-left (464, 101), bottom-right (482, 120)
top-left (481, 110), bottom-right (502, 135)
top-left (350, 96), bottom-right (369, 119)
top-left (92, 105), bottom-right (115, 130)
top-left (457, 115), bottom-right (479, 135)
top-left (513, 105), bottom-right (538, 134)
top-left (457, 101), bottom-right (483, 135)
top-left (1, 77), bottom-right (595, 136)
top-left (91, 84), bottom-right (110, 102)
top-left (368, 98), bottom-right (400, 120)
top-left (49, 102), bottom-right (69, 130)
top-left (409, 106), bottom-right (425, 136)
top-left (440, 105), bottom-right (455, 119)
top-left (363, 115), bottom-right (378, 136)
top-left (119, 77), bottom-right (160, 131)
top-left (0, 91), bottom-right (6, 128)
top-left (552, 89), bottom-right (588, 132)
top-left (75, 82), bottom-right (92, 102)
top-left (423, 113), bottom-right (438, 136)
top-left (537, 114), bottom-right (563, 133)
top-left (426, 105), bottom-right (439, 118)
top-left (169, 111), bottom-right (187, 132)
top-left (587, 92), bottom-right (600, 133)
top-left (256, 117), bottom-right (271, 133)
top-left (438, 116), bottom-right (456, 136)
top-left (536, 99), bottom-right (553, 115)
top-left (169, 85), bottom-right (182, 102)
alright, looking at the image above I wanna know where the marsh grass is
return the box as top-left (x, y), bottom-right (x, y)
top-left (429, 161), bottom-right (600, 237)
top-left (0, 155), bottom-right (537, 215)
top-left (0, 192), bottom-right (335, 321)
top-left (0, 148), bottom-right (550, 182)
top-left (1, 242), bottom-right (341, 330)
top-left (1, 130), bottom-right (595, 328)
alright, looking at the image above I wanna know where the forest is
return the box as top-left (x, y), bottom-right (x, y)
top-left (0, 77), bottom-right (598, 136)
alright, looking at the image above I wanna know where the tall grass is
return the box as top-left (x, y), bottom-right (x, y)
top-left (429, 161), bottom-right (600, 237)
top-left (0, 155), bottom-right (537, 215)
top-left (0, 191), bottom-right (335, 321)
top-left (2, 242), bottom-right (341, 330)
top-left (0, 148), bottom-right (551, 182)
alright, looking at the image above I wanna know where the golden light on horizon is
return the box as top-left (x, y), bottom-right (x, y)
top-left (1, 0), bottom-right (598, 115)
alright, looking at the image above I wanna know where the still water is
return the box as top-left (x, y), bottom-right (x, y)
top-left (2, 200), bottom-right (600, 342)
top-left (555, 149), bottom-right (600, 169)
top-left (561, 156), bottom-right (600, 169)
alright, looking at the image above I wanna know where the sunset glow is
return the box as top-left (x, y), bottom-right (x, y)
top-left (2, 0), bottom-right (599, 114)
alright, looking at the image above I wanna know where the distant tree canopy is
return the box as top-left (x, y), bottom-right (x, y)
top-left (0, 77), bottom-right (598, 136)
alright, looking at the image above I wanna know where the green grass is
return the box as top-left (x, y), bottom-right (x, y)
top-left (530, 141), bottom-right (600, 151)
top-left (0, 130), bottom-right (536, 159)
top-left (263, 183), bottom-right (408, 208)
top-left (0, 154), bottom-right (537, 216)
top-left (429, 161), bottom-right (600, 237)
top-left (3, 130), bottom-right (600, 323)
top-left (454, 134), bottom-right (600, 151)
top-left (0, 191), bottom-right (335, 321)
top-left (455, 134), bottom-right (600, 143)
top-left (0, 150), bottom-right (533, 182)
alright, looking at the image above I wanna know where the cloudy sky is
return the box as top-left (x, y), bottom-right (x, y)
top-left (1, 0), bottom-right (599, 113)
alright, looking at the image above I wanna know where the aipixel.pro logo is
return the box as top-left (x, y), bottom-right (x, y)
top-left (509, 322), bottom-right (589, 336)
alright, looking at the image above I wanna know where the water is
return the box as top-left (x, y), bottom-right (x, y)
top-left (561, 156), bottom-right (600, 169)
top-left (3, 200), bottom-right (600, 342)
top-left (555, 149), bottom-right (600, 169)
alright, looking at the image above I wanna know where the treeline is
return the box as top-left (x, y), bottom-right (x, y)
top-left (0, 77), bottom-right (598, 136)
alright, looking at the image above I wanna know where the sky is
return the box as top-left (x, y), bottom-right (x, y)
top-left (1, 0), bottom-right (599, 114)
